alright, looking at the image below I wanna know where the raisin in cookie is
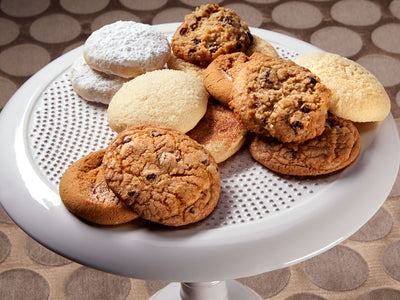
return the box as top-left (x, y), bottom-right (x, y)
top-left (203, 52), bottom-right (269, 106)
top-left (59, 150), bottom-right (138, 225)
top-left (171, 4), bottom-right (253, 67)
top-left (102, 125), bottom-right (221, 226)
top-left (230, 57), bottom-right (331, 144)
top-left (187, 99), bottom-right (248, 163)
top-left (249, 115), bottom-right (360, 176)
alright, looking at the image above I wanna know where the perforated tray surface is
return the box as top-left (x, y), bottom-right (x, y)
top-left (1, 24), bottom-right (399, 282)
top-left (28, 69), bottom-right (335, 229)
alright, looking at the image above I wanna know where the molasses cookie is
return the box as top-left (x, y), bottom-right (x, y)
top-left (102, 125), bottom-right (221, 226)
top-left (230, 57), bottom-right (331, 144)
top-left (59, 150), bottom-right (138, 225)
top-left (171, 4), bottom-right (253, 67)
top-left (187, 99), bottom-right (248, 163)
top-left (294, 52), bottom-right (390, 122)
top-left (83, 21), bottom-right (170, 78)
top-left (249, 115), bottom-right (361, 176)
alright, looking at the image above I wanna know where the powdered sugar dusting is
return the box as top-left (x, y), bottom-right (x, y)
top-left (84, 21), bottom-right (171, 73)
top-left (70, 56), bottom-right (127, 104)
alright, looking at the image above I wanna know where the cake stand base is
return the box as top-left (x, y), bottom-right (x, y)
top-left (150, 280), bottom-right (262, 300)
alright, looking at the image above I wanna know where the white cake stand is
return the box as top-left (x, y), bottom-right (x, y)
top-left (0, 24), bottom-right (399, 300)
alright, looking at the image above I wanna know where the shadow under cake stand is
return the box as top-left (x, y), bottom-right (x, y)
top-left (0, 24), bottom-right (399, 299)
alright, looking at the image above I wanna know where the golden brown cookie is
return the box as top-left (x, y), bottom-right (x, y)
top-left (166, 53), bottom-right (205, 81)
top-left (294, 52), bottom-right (390, 122)
top-left (171, 4), bottom-right (253, 67)
top-left (245, 35), bottom-right (279, 58)
top-left (59, 150), bottom-right (138, 225)
top-left (249, 115), bottom-right (361, 176)
top-left (230, 57), bottom-right (331, 144)
top-left (102, 125), bottom-right (221, 227)
top-left (187, 99), bottom-right (248, 163)
top-left (203, 52), bottom-right (270, 106)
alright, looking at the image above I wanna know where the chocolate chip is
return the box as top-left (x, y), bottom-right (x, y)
top-left (146, 173), bottom-right (157, 181)
top-left (180, 27), bottom-right (188, 35)
top-left (175, 157), bottom-right (182, 162)
top-left (307, 76), bottom-right (317, 85)
top-left (300, 104), bottom-right (311, 113)
top-left (200, 159), bottom-right (209, 166)
top-left (193, 38), bottom-right (200, 44)
top-left (209, 47), bottom-right (218, 54)
top-left (127, 190), bottom-right (136, 197)
top-left (189, 207), bottom-right (195, 214)
top-left (327, 118), bottom-right (339, 128)
top-left (290, 121), bottom-right (303, 131)
top-left (123, 137), bottom-right (132, 143)
top-left (265, 69), bottom-right (273, 84)
top-left (151, 130), bottom-right (162, 137)
top-left (189, 22), bottom-right (198, 30)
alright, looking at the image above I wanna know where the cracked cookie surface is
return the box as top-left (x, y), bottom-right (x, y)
top-left (249, 115), bottom-right (360, 176)
top-left (230, 56), bottom-right (331, 144)
top-left (171, 4), bottom-right (253, 67)
top-left (59, 150), bottom-right (138, 225)
top-left (102, 125), bottom-right (221, 226)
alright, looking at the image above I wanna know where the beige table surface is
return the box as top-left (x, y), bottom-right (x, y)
top-left (1, 0), bottom-right (400, 299)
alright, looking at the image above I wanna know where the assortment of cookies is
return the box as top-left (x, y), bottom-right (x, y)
top-left (61, 4), bottom-right (390, 227)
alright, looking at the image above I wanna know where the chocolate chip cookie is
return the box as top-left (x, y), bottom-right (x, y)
top-left (249, 115), bottom-right (361, 176)
top-left (230, 57), bottom-right (331, 144)
top-left (171, 4), bottom-right (253, 67)
top-left (102, 125), bottom-right (221, 226)
top-left (59, 150), bottom-right (138, 225)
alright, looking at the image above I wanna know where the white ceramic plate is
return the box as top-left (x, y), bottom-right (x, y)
top-left (0, 23), bottom-right (399, 282)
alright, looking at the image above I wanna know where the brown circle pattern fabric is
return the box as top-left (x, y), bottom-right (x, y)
top-left (0, 1), bottom-right (400, 299)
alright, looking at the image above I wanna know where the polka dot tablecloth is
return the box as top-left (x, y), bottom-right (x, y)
top-left (1, 0), bottom-right (400, 299)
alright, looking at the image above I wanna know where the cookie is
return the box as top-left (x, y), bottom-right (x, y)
top-left (107, 69), bottom-right (209, 133)
top-left (294, 52), bottom-right (390, 122)
top-left (249, 115), bottom-right (361, 176)
top-left (230, 57), bottom-right (331, 143)
top-left (187, 99), bottom-right (248, 163)
top-left (171, 4), bottom-right (253, 67)
top-left (59, 150), bottom-right (138, 225)
top-left (203, 52), bottom-right (269, 106)
top-left (166, 53), bottom-right (204, 81)
top-left (245, 35), bottom-right (279, 58)
top-left (102, 125), bottom-right (221, 226)
top-left (70, 56), bottom-right (128, 105)
top-left (83, 21), bottom-right (170, 78)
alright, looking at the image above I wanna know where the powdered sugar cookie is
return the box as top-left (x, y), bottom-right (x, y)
top-left (70, 56), bottom-right (128, 105)
top-left (83, 21), bottom-right (171, 78)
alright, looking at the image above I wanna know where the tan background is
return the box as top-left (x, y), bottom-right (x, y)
top-left (1, 0), bottom-right (400, 299)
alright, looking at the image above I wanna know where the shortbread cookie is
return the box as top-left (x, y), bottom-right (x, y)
top-left (245, 35), bottom-right (279, 58)
top-left (107, 69), bottom-right (209, 133)
top-left (83, 21), bottom-right (170, 78)
top-left (203, 52), bottom-right (268, 106)
top-left (187, 99), bottom-right (248, 163)
top-left (70, 57), bottom-right (128, 105)
top-left (249, 115), bottom-right (360, 176)
top-left (102, 125), bottom-right (221, 226)
top-left (59, 150), bottom-right (138, 225)
top-left (294, 52), bottom-right (390, 122)
top-left (166, 53), bottom-right (204, 81)
top-left (230, 57), bottom-right (331, 143)
top-left (171, 4), bottom-right (253, 67)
